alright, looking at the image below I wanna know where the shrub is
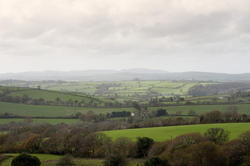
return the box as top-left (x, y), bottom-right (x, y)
top-left (174, 133), bottom-right (204, 146)
top-left (136, 137), bottom-right (154, 158)
top-left (11, 153), bottom-right (40, 166)
top-left (169, 142), bottom-right (227, 166)
top-left (204, 128), bottom-right (229, 144)
top-left (104, 155), bottom-right (126, 166)
top-left (144, 157), bottom-right (170, 166)
top-left (56, 154), bottom-right (76, 166)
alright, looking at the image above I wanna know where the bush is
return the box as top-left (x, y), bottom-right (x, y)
top-left (11, 153), bottom-right (41, 166)
top-left (170, 141), bottom-right (227, 166)
top-left (204, 128), bottom-right (229, 144)
top-left (136, 137), bottom-right (154, 158)
top-left (156, 109), bottom-right (168, 117)
top-left (173, 133), bottom-right (204, 146)
top-left (56, 154), bottom-right (75, 166)
top-left (104, 155), bottom-right (126, 166)
top-left (144, 157), bottom-right (170, 166)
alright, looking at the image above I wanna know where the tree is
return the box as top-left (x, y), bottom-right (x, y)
top-left (169, 142), bottom-right (227, 166)
top-left (175, 111), bottom-right (182, 116)
top-left (148, 141), bottom-right (170, 158)
top-left (133, 102), bottom-right (141, 111)
top-left (240, 131), bottom-right (250, 154)
top-left (11, 153), bottom-right (41, 166)
top-left (41, 136), bottom-right (65, 154)
top-left (201, 110), bottom-right (222, 123)
top-left (188, 110), bottom-right (197, 116)
top-left (144, 157), bottom-right (170, 166)
top-left (156, 109), bottom-right (168, 117)
top-left (136, 137), bottom-right (154, 158)
top-left (21, 134), bottom-right (42, 153)
top-left (104, 155), bottom-right (126, 166)
top-left (80, 111), bottom-right (97, 122)
top-left (56, 154), bottom-right (75, 166)
top-left (111, 137), bottom-right (135, 157)
top-left (204, 128), bottom-right (229, 144)
top-left (189, 142), bottom-right (227, 166)
top-left (222, 140), bottom-right (245, 166)
top-left (241, 156), bottom-right (250, 166)
top-left (173, 133), bottom-right (203, 146)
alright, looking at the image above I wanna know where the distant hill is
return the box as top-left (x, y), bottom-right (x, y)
top-left (0, 69), bottom-right (250, 81)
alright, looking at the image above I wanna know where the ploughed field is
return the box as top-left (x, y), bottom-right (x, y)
top-left (103, 123), bottom-right (250, 142)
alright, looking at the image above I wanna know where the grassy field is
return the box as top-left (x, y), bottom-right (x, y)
top-left (0, 154), bottom-right (144, 166)
top-left (0, 80), bottom-right (204, 100)
top-left (8, 89), bottom-right (94, 102)
top-left (1, 101), bottom-right (250, 118)
top-left (0, 102), bottom-right (134, 117)
top-left (0, 86), bottom-right (110, 106)
top-left (152, 104), bottom-right (250, 115)
top-left (103, 123), bottom-right (250, 142)
top-left (0, 118), bottom-right (81, 125)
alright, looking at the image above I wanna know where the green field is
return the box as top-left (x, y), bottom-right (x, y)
top-left (152, 104), bottom-right (250, 115)
top-left (0, 81), bottom-right (203, 101)
top-left (0, 154), bottom-right (143, 166)
top-left (0, 102), bottom-right (134, 117)
top-left (0, 118), bottom-right (81, 125)
top-left (1, 101), bottom-right (250, 118)
top-left (8, 89), bottom-right (94, 102)
top-left (103, 123), bottom-right (250, 142)
top-left (0, 86), bottom-right (110, 106)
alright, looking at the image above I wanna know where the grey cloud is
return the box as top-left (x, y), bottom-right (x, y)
top-left (0, 0), bottom-right (250, 73)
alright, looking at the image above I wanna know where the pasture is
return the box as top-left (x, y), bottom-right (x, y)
top-left (1, 101), bottom-right (250, 118)
top-left (0, 118), bottom-right (81, 125)
top-left (0, 80), bottom-right (203, 100)
top-left (8, 89), bottom-right (94, 102)
top-left (103, 123), bottom-right (250, 141)
top-left (0, 86), bottom-right (110, 107)
top-left (153, 104), bottom-right (250, 115)
top-left (0, 102), bottom-right (134, 117)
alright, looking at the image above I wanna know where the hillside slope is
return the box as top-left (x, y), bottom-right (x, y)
top-left (0, 86), bottom-right (111, 107)
top-left (103, 123), bottom-right (250, 141)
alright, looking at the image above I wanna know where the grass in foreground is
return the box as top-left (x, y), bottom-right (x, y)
top-left (0, 154), bottom-right (143, 166)
top-left (103, 123), bottom-right (250, 142)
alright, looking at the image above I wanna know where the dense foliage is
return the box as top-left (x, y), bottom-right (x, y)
top-left (56, 154), bottom-right (76, 166)
top-left (1, 123), bottom-right (250, 166)
top-left (11, 153), bottom-right (41, 166)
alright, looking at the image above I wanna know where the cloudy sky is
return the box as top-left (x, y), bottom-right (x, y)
top-left (0, 0), bottom-right (250, 74)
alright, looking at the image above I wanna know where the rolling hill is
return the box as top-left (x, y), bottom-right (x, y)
top-left (0, 86), bottom-right (112, 107)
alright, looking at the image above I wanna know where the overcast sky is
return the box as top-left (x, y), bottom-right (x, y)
top-left (0, 0), bottom-right (250, 74)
